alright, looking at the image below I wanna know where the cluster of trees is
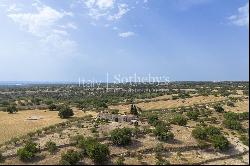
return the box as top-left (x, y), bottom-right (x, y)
top-left (172, 93), bottom-right (191, 100)
top-left (192, 126), bottom-right (229, 151)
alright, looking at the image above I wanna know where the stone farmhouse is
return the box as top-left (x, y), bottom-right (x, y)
top-left (97, 111), bottom-right (138, 123)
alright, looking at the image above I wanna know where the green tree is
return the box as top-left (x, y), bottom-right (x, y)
top-left (210, 135), bottom-right (229, 151)
top-left (214, 105), bottom-right (224, 113)
top-left (48, 104), bottom-right (57, 111)
top-left (17, 141), bottom-right (39, 161)
top-left (147, 114), bottom-right (159, 126)
top-left (59, 149), bottom-right (82, 165)
top-left (6, 105), bottom-right (18, 114)
top-left (171, 114), bottom-right (187, 126)
top-left (0, 151), bottom-right (4, 163)
top-left (192, 127), bottom-right (207, 140)
top-left (130, 104), bottom-right (138, 115)
top-left (187, 111), bottom-right (199, 121)
top-left (154, 123), bottom-right (174, 142)
top-left (110, 128), bottom-right (132, 146)
top-left (223, 119), bottom-right (242, 130)
top-left (58, 106), bottom-right (74, 119)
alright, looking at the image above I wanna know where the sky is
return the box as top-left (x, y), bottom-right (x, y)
top-left (0, 0), bottom-right (249, 82)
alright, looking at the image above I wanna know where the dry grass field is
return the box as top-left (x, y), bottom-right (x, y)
top-left (110, 95), bottom-right (226, 113)
top-left (0, 109), bottom-right (96, 144)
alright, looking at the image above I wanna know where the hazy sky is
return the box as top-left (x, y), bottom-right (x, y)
top-left (0, 0), bottom-right (249, 82)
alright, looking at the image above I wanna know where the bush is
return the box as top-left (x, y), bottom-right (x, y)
top-left (210, 135), bottom-right (229, 151)
top-left (154, 124), bottom-right (174, 142)
top-left (171, 114), bottom-right (187, 126)
top-left (239, 112), bottom-right (249, 120)
top-left (197, 140), bottom-right (210, 149)
top-left (223, 119), bottom-right (242, 130)
top-left (110, 128), bottom-right (132, 146)
top-left (214, 105), bottom-right (224, 113)
top-left (130, 104), bottom-right (138, 115)
top-left (85, 141), bottom-right (110, 163)
top-left (205, 126), bottom-right (221, 137)
top-left (17, 141), bottom-right (39, 161)
top-left (224, 112), bottom-right (239, 121)
top-left (76, 137), bottom-right (110, 163)
top-left (147, 114), bottom-right (159, 126)
top-left (70, 135), bottom-right (85, 146)
top-left (115, 156), bottom-right (125, 165)
top-left (0, 151), bottom-right (4, 163)
top-left (60, 149), bottom-right (82, 165)
top-left (239, 135), bottom-right (249, 146)
top-left (156, 159), bottom-right (171, 165)
top-left (45, 141), bottom-right (57, 154)
top-left (58, 106), bottom-right (74, 119)
top-left (187, 111), bottom-right (199, 121)
top-left (192, 127), bottom-right (207, 140)
top-left (227, 101), bottom-right (235, 107)
top-left (48, 104), bottom-right (57, 111)
top-left (6, 105), bottom-right (18, 114)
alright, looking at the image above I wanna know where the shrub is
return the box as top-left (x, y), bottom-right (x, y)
top-left (239, 135), bottom-right (249, 146)
top-left (227, 101), bottom-right (235, 107)
top-left (205, 126), bottom-right (221, 137)
top-left (192, 127), bottom-right (207, 140)
top-left (223, 119), bottom-right (242, 130)
top-left (210, 135), bottom-right (229, 151)
top-left (154, 124), bottom-right (174, 142)
top-left (70, 135), bottom-right (85, 146)
top-left (85, 141), bottom-right (110, 163)
top-left (115, 156), bottom-right (125, 165)
top-left (48, 104), bottom-right (57, 111)
top-left (187, 111), bottom-right (199, 121)
top-left (147, 114), bottom-right (159, 126)
top-left (197, 140), bottom-right (210, 149)
top-left (60, 149), bottom-right (82, 165)
top-left (224, 112), bottom-right (239, 121)
top-left (0, 151), bottom-right (4, 163)
top-left (76, 137), bottom-right (110, 163)
top-left (6, 105), bottom-right (18, 114)
top-left (45, 141), bottom-right (57, 154)
top-left (239, 112), bottom-right (249, 120)
top-left (17, 141), bottom-right (39, 161)
top-left (171, 114), bottom-right (187, 126)
top-left (130, 104), bottom-right (138, 115)
top-left (110, 128), bottom-right (132, 146)
top-left (214, 105), bottom-right (224, 113)
top-left (58, 106), bottom-right (74, 119)
top-left (156, 159), bottom-right (171, 165)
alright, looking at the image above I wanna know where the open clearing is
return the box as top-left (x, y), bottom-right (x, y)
top-left (0, 109), bottom-right (96, 144)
